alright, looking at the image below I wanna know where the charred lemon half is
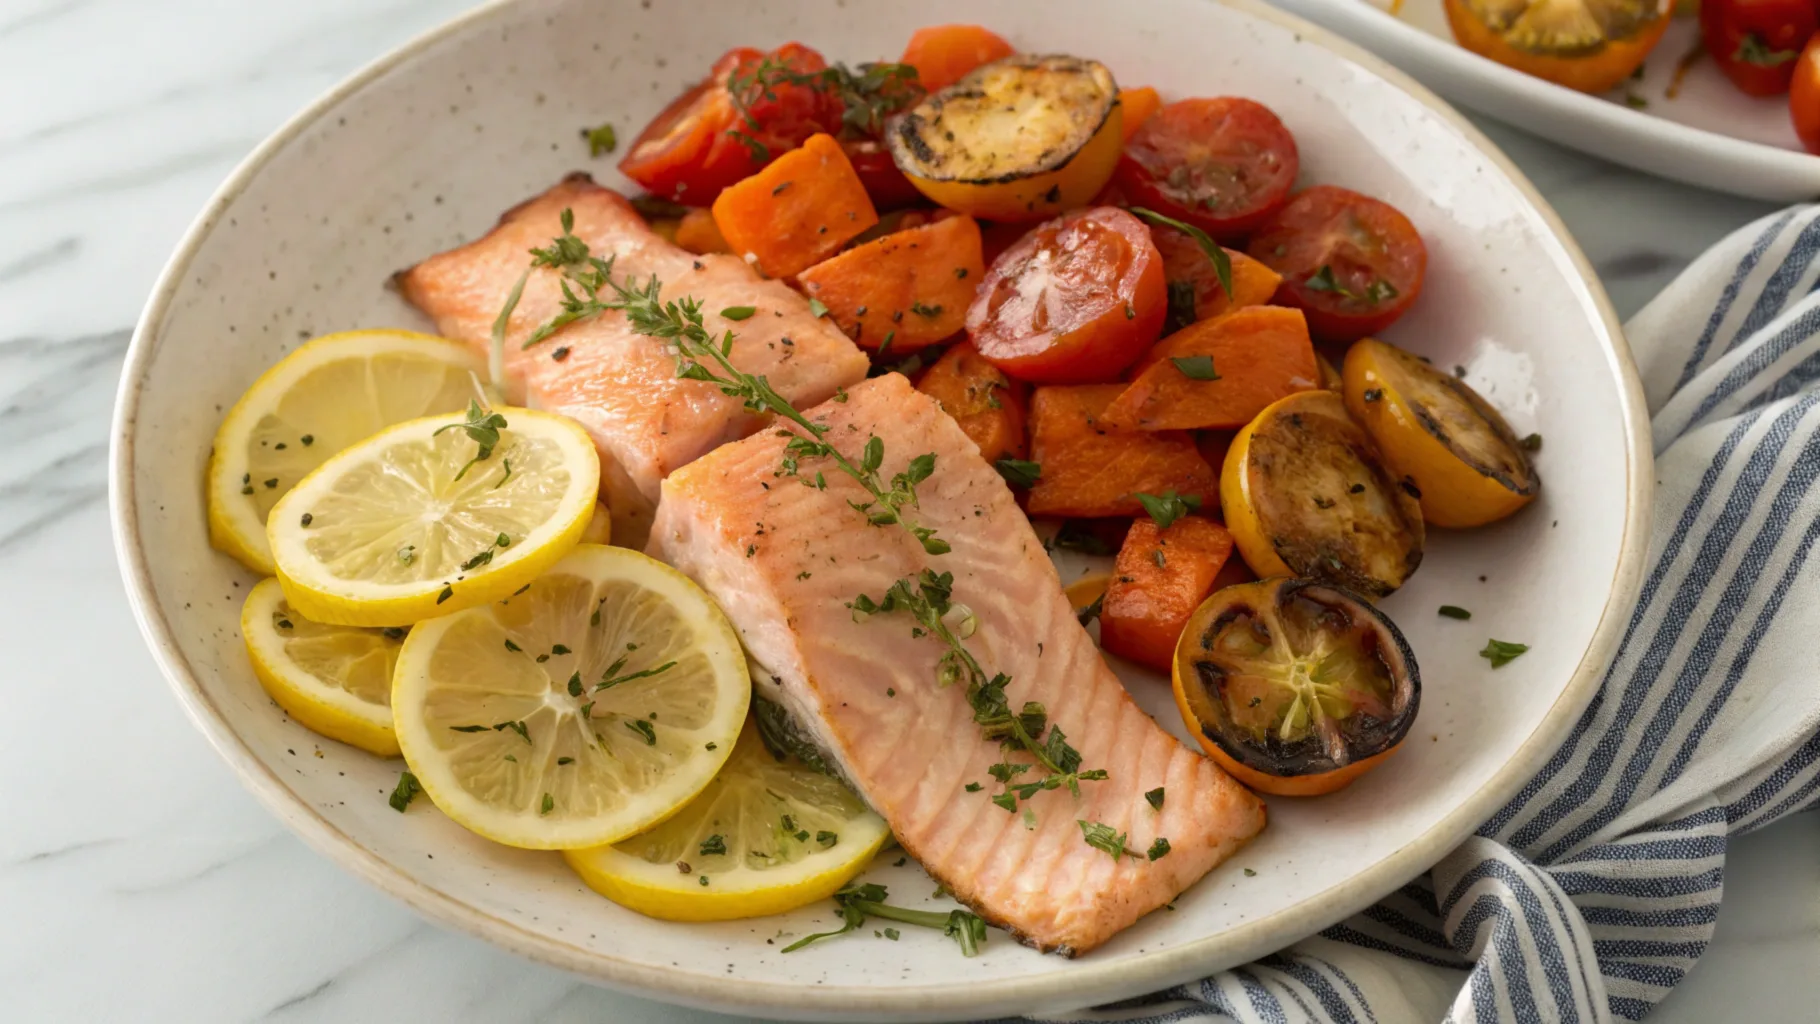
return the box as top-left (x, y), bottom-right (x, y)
top-left (888, 54), bottom-right (1122, 222)
top-left (1172, 577), bottom-right (1419, 796)
top-left (1342, 339), bottom-right (1538, 529)
top-left (1444, 0), bottom-right (1673, 94)
top-left (1221, 389), bottom-right (1425, 599)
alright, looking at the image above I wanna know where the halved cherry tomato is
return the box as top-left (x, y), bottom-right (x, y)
top-left (619, 44), bottom-right (836, 203)
top-left (1443, 0), bottom-right (1670, 94)
top-left (899, 24), bottom-right (1017, 93)
top-left (841, 137), bottom-right (925, 209)
top-left (1171, 577), bottom-right (1420, 797)
top-left (1247, 186), bottom-right (1426, 345)
top-left (1114, 98), bottom-right (1299, 240)
top-left (1792, 33), bottom-right (1820, 153)
top-left (1703, 0), bottom-right (1815, 98)
top-left (966, 207), bottom-right (1166, 383)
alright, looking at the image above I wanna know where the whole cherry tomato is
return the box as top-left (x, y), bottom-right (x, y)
top-left (1791, 33), bottom-right (1820, 153)
top-left (967, 207), bottom-right (1166, 383)
top-left (619, 44), bottom-right (838, 203)
top-left (1247, 186), bottom-right (1427, 345)
top-left (1114, 98), bottom-right (1299, 241)
top-left (1702, 0), bottom-right (1817, 97)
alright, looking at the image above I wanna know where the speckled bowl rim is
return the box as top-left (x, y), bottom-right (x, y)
top-left (108, 0), bottom-right (1653, 1018)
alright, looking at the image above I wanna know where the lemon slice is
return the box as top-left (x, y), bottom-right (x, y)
top-left (391, 544), bottom-right (749, 850)
top-left (208, 330), bottom-right (484, 575)
top-left (240, 578), bottom-right (402, 756)
top-left (266, 406), bottom-right (599, 626)
top-left (565, 720), bottom-right (890, 921)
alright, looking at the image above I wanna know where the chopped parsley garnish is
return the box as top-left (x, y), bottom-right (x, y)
top-left (699, 834), bottom-right (728, 857)
top-left (1128, 207), bottom-right (1233, 299)
top-left (994, 458), bottom-right (1042, 488)
top-left (596, 654), bottom-right (678, 691)
top-left (1077, 820), bottom-right (1142, 861)
top-left (388, 771), bottom-right (422, 812)
top-left (581, 122), bottom-right (617, 156)
top-left (1135, 490), bottom-right (1202, 530)
top-left (460, 548), bottom-right (494, 571)
top-left (909, 301), bottom-right (943, 319)
top-left (496, 720), bottom-right (530, 744)
top-left (1480, 639), bottom-right (1529, 668)
top-left (1145, 787), bottom-right (1165, 810)
top-left (432, 400), bottom-right (509, 481)
top-left (1438, 605), bottom-right (1472, 620)
top-left (551, 644), bottom-right (571, 655)
top-left (1147, 837), bottom-right (1172, 861)
top-left (556, 756), bottom-right (574, 765)
top-left (567, 673), bottom-right (583, 697)
top-left (1171, 355), bottom-right (1220, 381)
top-left (964, 782), bottom-right (982, 792)
top-left (781, 882), bottom-right (986, 957)
top-left (625, 719), bottom-right (657, 745)
top-left (815, 830), bottom-right (838, 848)
top-left (436, 585), bottom-right (453, 604)
top-left (540, 792), bottom-right (554, 815)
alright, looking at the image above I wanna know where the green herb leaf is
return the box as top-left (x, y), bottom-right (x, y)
top-left (1076, 592), bottom-right (1104, 627)
top-left (388, 771), bottom-right (422, 812)
top-left (433, 400), bottom-right (510, 480)
top-left (1134, 490), bottom-right (1203, 530)
top-left (1145, 787), bottom-right (1165, 810)
top-left (808, 297), bottom-right (830, 318)
top-left (1736, 33), bottom-right (1799, 68)
top-left (1147, 837), bottom-right (1171, 861)
top-left (1480, 638), bottom-right (1529, 668)
top-left (625, 719), bottom-right (657, 745)
top-left (994, 458), bottom-right (1042, 488)
top-left (1171, 354), bottom-right (1220, 381)
top-left (720, 305), bottom-right (757, 321)
top-left (495, 720), bottom-right (530, 744)
top-left (540, 792), bottom-right (554, 815)
top-left (1077, 820), bottom-right (1138, 861)
top-left (581, 122), bottom-right (618, 156)
top-left (699, 834), bottom-right (727, 857)
top-left (1521, 433), bottom-right (1543, 452)
top-left (1128, 207), bottom-right (1233, 300)
top-left (1438, 605), bottom-right (1472, 621)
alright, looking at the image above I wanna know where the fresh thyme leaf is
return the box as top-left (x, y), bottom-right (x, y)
top-left (1438, 605), bottom-right (1472, 620)
top-left (495, 720), bottom-right (530, 744)
top-left (433, 400), bottom-right (510, 480)
top-left (699, 834), bottom-right (727, 857)
top-left (449, 724), bottom-right (491, 733)
top-left (816, 830), bottom-right (838, 848)
top-left (990, 792), bottom-right (1018, 812)
top-left (567, 673), bottom-right (583, 697)
top-left (1480, 639), bottom-right (1529, 668)
top-left (1147, 837), bottom-right (1171, 861)
top-left (557, 756), bottom-right (574, 765)
top-left (1077, 820), bottom-right (1140, 861)
top-left (1145, 787), bottom-right (1165, 810)
top-left (581, 122), bottom-right (618, 156)
top-left (994, 458), bottom-right (1042, 488)
top-left (596, 659), bottom-right (677, 691)
top-left (540, 792), bottom-right (554, 815)
top-left (625, 719), bottom-right (657, 745)
top-left (1171, 355), bottom-right (1220, 381)
top-left (460, 548), bottom-right (494, 571)
top-left (494, 458), bottom-right (513, 489)
top-left (720, 305), bottom-right (757, 321)
top-left (808, 297), bottom-right (830, 318)
top-left (1076, 592), bottom-right (1104, 627)
top-left (782, 881), bottom-right (986, 956)
top-left (965, 782), bottom-right (982, 792)
top-left (1135, 490), bottom-right (1202, 530)
top-left (1129, 207), bottom-right (1233, 300)
top-left (388, 771), bottom-right (422, 812)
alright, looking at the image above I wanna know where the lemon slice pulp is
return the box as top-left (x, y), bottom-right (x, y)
top-left (565, 720), bottom-right (890, 921)
top-left (240, 577), bottom-right (403, 756)
top-left (391, 544), bottom-right (749, 850)
top-left (266, 407), bottom-right (599, 626)
top-left (207, 330), bottom-right (483, 574)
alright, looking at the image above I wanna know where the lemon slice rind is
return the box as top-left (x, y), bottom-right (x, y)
top-left (241, 577), bottom-right (401, 756)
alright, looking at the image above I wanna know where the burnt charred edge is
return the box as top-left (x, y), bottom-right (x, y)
top-left (1190, 578), bottom-right (1421, 778)
top-left (1412, 394), bottom-right (1540, 497)
top-left (886, 54), bottom-right (1117, 186)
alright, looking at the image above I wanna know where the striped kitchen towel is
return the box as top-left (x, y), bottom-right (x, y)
top-left (1010, 206), bottom-right (1820, 1024)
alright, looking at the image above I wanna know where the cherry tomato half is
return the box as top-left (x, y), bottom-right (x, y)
top-left (1703, 0), bottom-right (1816, 97)
top-left (840, 137), bottom-right (925, 210)
top-left (619, 44), bottom-right (837, 203)
top-left (966, 207), bottom-right (1166, 383)
top-left (1247, 186), bottom-right (1427, 345)
top-left (1114, 98), bottom-right (1299, 240)
top-left (1792, 33), bottom-right (1820, 153)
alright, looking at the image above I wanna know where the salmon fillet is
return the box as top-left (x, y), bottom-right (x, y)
top-left (650, 373), bottom-right (1265, 954)
top-left (396, 174), bottom-right (870, 547)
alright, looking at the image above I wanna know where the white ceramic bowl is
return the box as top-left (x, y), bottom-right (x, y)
top-left (110, 0), bottom-right (1651, 1018)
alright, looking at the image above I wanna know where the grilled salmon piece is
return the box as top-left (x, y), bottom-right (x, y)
top-left (650, 373), bottom-right (1265, 954)
top-left (396, 174), bottom-right (869, 546)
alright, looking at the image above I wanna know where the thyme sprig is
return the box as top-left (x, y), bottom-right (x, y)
top-left (781, 882), bottom-right (986, 956)
top-left (504, 210), bottom-right (949, 555)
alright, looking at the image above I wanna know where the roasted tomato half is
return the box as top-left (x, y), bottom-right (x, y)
top-left (1221, 389), bottom-right (1425, 598)
top-left (1703, 0), bottom-right (1816, 98)
top-left (1793, 34), bottom-right (1820, 154)
top-left (619, 43), bottom-right (837, 203)
top-left (1442, 0), bottom-right (1672, 94)
top-left (1115, 97), bottom-right (1299, 240)
top-left (1172, 577), bottom-right (1420, 796)
top-left (1342, 339), bottom-right (1538, 528)
top-left (1248, 186), bottom-right (1427, 346)
top-left (967, 206), bottom-right (1166, 383)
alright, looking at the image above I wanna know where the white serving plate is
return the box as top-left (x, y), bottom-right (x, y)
top-left (109, 0), bottom-right (1651, 1018)
top-left (1277, 0), bottom-right (1820, 201)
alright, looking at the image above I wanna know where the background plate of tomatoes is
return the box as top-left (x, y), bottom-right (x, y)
top-left (1278, 0), bottom-right (1820, 200)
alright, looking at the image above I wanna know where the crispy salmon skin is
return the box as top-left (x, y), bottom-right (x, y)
top-left (650, 374), bottom-right (1265, 953)
top-left (396, 175), bottom-right (868, 545)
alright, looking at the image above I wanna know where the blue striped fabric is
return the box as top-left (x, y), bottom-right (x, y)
top-left (999, 207), bottom-right (1820, 1024)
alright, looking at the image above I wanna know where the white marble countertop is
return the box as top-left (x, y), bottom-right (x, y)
top-left (2, 1), bottom-right (1814, 1020)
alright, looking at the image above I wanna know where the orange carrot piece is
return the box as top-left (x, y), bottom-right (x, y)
top-left (1119, 86), bottom-right (1163, 142)
top-left (900, 24), bottom-right (1016, 92)
top-left (1153, 225), bottom-right (1282, 323)
top-left (1107, 306), bottom-right (1319, 430)
top-left (1100, 515), bottom-right (1234, 672)
top-left (710, 133), bottom-right (878, 278)
top-left (675, 207), bottom-right (731, 254)
top-left (916, 342), bottom-right (1030, 462)
top-left (1026, 384), bottom-right (1219, 518)
top-left (797, 215), bottom-right (984, 353)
